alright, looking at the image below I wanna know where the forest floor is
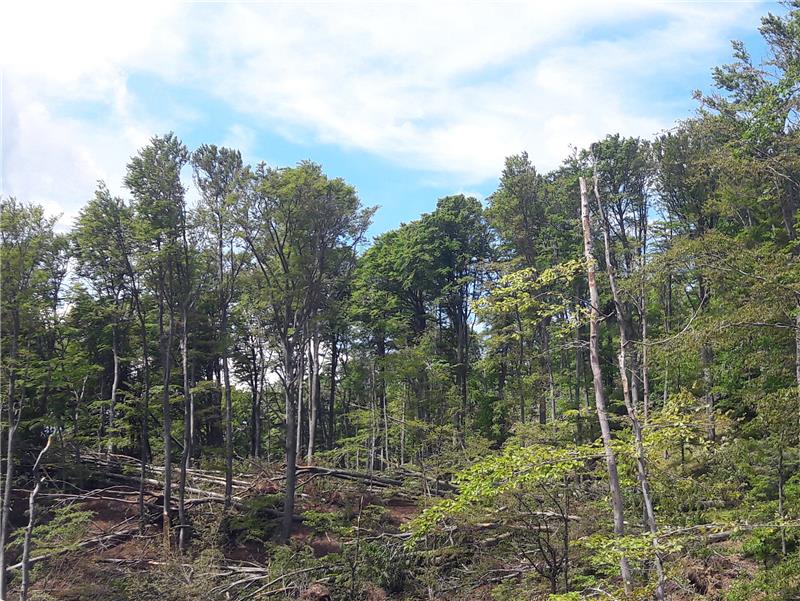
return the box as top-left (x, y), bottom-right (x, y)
top-left (13, 451), bottom-right (428, 600)
top-left (10, 451), bottom-right (762, 601)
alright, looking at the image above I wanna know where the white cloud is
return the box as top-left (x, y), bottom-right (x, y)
top-left (1, 0), bottom-right (767, 226)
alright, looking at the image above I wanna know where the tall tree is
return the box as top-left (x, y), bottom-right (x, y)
top-left (193, 145), bottom-right (246, 508)
top-left (124, 133), bottom-right (190, 549)
top-left (239, 162), bottom-right (372, 541)
top-left (0, 199), bottom-right (60, 597)
top-left (579, 177), bottom-right (633, 593)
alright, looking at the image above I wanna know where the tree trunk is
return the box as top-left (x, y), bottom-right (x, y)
top-left (579, 176), bottom-right (633, 593)
top-left (328, 333), bottom-right (339, 450)
top-left (641, 297), bottom-right (651, 423)
top-left (223, 349), bottom-right (233, 509)
top-left (779, 436), bottom-right (786, 555)
top-left (307, 331), bottom-right (321, 464)
top-left (178, 308), bottom-right (191, 551)
top-left (0, 418), bottom-right (17, 601)
top-left (21, 436), bottom-right (52, 601)
top-left (296, 344), bottom-right (305, 460)
top-left (594, 175), bottom-right (664, 600)
top-left (136, 310), bottom-right (151, 533)
top-left (161, 309), bottom-right (175, 552)
top-left (249, 365), bottom-right (260, 458)
top-left (376, 334), bottom-right (386, 468)
top-left (280, 339), bottom-right (298, 543)
top-left (109, 324), bottom-right (120, 455)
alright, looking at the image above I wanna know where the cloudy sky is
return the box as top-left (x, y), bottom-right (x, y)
top-left (0, 1), bottom-right (776, 234)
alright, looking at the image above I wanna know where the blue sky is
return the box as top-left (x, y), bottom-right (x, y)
top-left (0, 1), bottom-right (780, 237)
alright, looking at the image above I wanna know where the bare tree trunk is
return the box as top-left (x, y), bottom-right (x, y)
top-left (257, 346), bottom-right (266, 458)
top-left (223, 349), bottom-right (233, 509)
top-left (0, 416), bottom-right (18, 600)
top-left (401, 383), bottom-right (407, 465)
top-left (249, 364), bottom-right (259, 458)
top-left (328, 333), bottom-right (339, 450)
top-left (641, 298), bottom-right (651, 423)
top-left (178, 309), bottom-right (191, 551)
top-left (108, 324), bottom-right (120, 455)
top-left (640, 222), bottom-right (651, 423)
top-left (307, 331), bottom-right (321, 464)
top-left (383, 379), bottom-right (390, 467)
top-left (796, 307), bottom-right (800, 391)
top-left (296, 344), bottom-right (305, 460)
top-left (136, 311), bottom-right (151, 533)
top-left (594, 175), bottom-right (664, 600)
top-left (21, 436), bottom-right (52, 601)
top-left (779, 435), bottom-right (786, 555)
top-left (280, 339), bottom-right (298, 543)
top-left (795, 304), bottom-right (800, 441)
top-left (518, 333), bottom-right (526, 423)
top-left (161, 309), bottom-right (175, 552)
top-left (579, 176), bottom-right (633, 593)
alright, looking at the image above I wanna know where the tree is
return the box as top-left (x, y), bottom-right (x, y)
top-left (73, 185), bottom-right (132, 455)
top-left (0, 198), bottom-right (60, 598)
top-left (239, 161), bottom-right (372, 541)
top-left (193, 145), bottom-right (246, 509)
top-left (420, 195), bottom-right (491, 432)
top-left (579, 177), bottom-right (633, 592)
top-left (124, 133), bottom-right (190, 549)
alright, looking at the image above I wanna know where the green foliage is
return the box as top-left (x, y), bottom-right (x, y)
top-left (410, 439), bottom-right (593, 538)
top-left (12, 504), bottom-right (94, 555)
top-left (224, 494), bottom-right (283, 544)
top-left (727, 554), bottom-right (800, 601)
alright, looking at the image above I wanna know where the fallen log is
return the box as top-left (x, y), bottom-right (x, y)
top-left (7, 527), bottom-right (147, 571)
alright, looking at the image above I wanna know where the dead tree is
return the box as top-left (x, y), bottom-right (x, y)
top-left (579, 176), bottom-right (633, 593)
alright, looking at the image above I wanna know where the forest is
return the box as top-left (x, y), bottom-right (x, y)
top-left (2, 5), bottom-right (800, 601)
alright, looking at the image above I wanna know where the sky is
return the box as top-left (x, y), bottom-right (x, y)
top-left (0, 1), bottom-right (780, 237)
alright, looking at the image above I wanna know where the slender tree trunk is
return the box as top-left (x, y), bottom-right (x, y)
top-left (641, 299), bottom-right (651, 423)
top-left (457, 305), bottom-right (468, 431)
top-left (21, 436), bottom-right (52, 601)
top-left (108, 324), bottom-right (120, 455)
top-left (222, 335), bottom-right (233, 508)
top-left (136, 310), bottom-right (150, 533)
top-left (296, 343), bottom-right (305, 459)
top-left (792, 304), bottom-right (800, 456)
top-left (580, 176), bottom-right (633, 593)
top-left (178, 308), bottom-right (191, 551)
top-left (0, 418), bottom-right (17, 601)
top-left (328, 333), bottom-right (339, 450)
top-left (249, 359), bottom-right (260, 458)
top-left (401, 383), bottom-right (407, 465)
top-left (518, 335), bottom-right (526, 423)
top-left (795, 303), bottom-right (800, 439)
top-left (307, 331), bottom-right (321, 464)
top-left (383, 378), bottom-right (390, 467)
top-left (376, 335), bottom-right (386, 468)
top-left (189, 362), bottom-right (196, 465)
top-left (594, 175), bottom-right (664, 600)
top-left (779, 435), bottom-right (786, 555)
top-left (161, 309), bottom-right (175, 552)
top-left (257, 345), bottom-right (266, 458)
top-left (280, 339), bottom-right (298, 543)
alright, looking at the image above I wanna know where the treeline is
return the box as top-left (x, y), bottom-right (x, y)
top-left (2, 4), bottom-right (800, 599)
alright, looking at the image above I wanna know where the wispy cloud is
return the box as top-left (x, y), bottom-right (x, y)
top-left (1, 1), bottom-right (766, 226)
